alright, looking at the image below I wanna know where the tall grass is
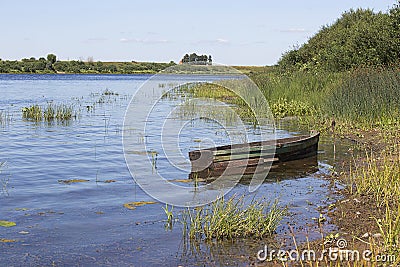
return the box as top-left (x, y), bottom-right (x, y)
top-left (250, 67), bottom-right (400, 127)
top-left (182, 195), bottom-right (286, 240)
top-left (324, 68), bottom-right (400, 126)
top-left (350, 152), bottom-right (400, 207)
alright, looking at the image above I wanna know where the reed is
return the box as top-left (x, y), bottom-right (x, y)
top-left (182, 195), bottom-right (286, 240)
top-left (22, 103), bottom-right (76, 122)
top-left (22, 104), bottom-right (42, 121)
top-left (324, 68), bottom-right (400, 126)
top-left (250, 67), bottom-right (400, 127)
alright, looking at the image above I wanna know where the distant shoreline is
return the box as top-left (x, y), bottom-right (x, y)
top-left (0, 64), bottom-right (268, 75)
top-left (0, 57), bottom-right (269, 75)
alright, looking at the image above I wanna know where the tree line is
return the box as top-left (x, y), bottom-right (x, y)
top-left (278, 2), bottom-right (400, 72)
top-left (0, 54), bottom-right (176, 74)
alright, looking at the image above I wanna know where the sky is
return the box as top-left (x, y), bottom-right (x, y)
top-left (1, 0), bottom-right (397, 66)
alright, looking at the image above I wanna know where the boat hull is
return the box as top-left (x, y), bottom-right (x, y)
top-left (189, 132), bottom-right (320, 178)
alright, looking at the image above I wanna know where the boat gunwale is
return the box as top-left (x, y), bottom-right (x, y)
top-left (189, 132), bottom-right (320, 154)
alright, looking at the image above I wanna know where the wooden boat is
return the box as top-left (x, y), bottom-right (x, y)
top-left (188, 131), bottom-right (320, 178)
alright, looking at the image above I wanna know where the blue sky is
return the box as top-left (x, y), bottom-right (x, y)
top-left (1, 0), bottom-right (396, 65)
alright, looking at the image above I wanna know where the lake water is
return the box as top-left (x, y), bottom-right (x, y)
top-left (0, 74), bottom-right (347, 266)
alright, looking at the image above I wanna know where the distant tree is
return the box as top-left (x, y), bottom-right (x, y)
top-left (208, 55), bottom-right (212, 65)
top-left (47, 54), bottom-right (57, 64)
top-left (182, 54), bottom-right (189, 63)
top-left (189, 53), bottom-right (197, 63)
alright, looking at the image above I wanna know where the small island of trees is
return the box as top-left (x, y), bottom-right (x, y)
top-left (180, 53), bottom-right (212, 65)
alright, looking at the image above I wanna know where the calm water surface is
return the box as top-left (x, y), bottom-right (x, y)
top-left (0, 74), bottom-right (349, 266)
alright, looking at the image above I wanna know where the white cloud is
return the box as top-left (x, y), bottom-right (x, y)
top-left (192, 38), bottom-right (230, 45)
top-left (216, 38), bottom-right (229, 44)
top-left (279, 28), bottom-right (308, 33)
top-left (119, 38), bottom-right (168, 44)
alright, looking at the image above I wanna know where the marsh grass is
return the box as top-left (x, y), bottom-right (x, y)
top-left (165, 82), bottom-right (263, 124)
top-left (22, 105), bottom-right (42, 121)
top-left (325, 68), bottom-right (400, 126)
top-left (376, 203), bottom-right (400, 258)
top-left (22, 103), bottom-right (77, 122)
top-left (350, 152), bottom-right (400, 207)
top-left (248, 67), bottom-right (400, 264)
top-left (182, 195), bottom-right (286, 240)
top-left (247, 67), bottom-right (400, 132)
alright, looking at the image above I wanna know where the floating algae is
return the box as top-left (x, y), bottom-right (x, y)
top-left (123, 201), bottom-right (157, 210)
top-left (58, 179), bottom-right (90, 184)
top-left (0, 220), bottom-right (16, 227)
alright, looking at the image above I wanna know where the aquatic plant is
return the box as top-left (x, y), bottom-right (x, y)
top-left (163, 204), bottom-right (174, 229)
top-left (123, 201), bottom-right (157, 210)
top-left (22, 104), bottom-right (42, 121)
top-left (22, 103), bottom-right (77, 122)
top-left (182, 195), bottom-right (286, 240)
top-left (102, 89), bottom-right (119, 96)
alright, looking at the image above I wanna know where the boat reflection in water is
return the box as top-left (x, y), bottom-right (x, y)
top-left (189, 155), bottom-right (319, 184)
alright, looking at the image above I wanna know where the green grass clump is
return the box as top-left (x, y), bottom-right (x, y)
top-left (22, 103), bottom-right (76, 122)
top-left (183, 195), bottom-right (286, 240)
top-left (270, 98), bottom-right (316, 118)
top-left (22, 105), bottom-right (42, 121)
top-left (351, 152), bottom-right (400, 206)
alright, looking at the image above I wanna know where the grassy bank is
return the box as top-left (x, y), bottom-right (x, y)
top-left (253, 66), bottom-right (400, 264)
top-left (184, 65), bottom-right (399, 264)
